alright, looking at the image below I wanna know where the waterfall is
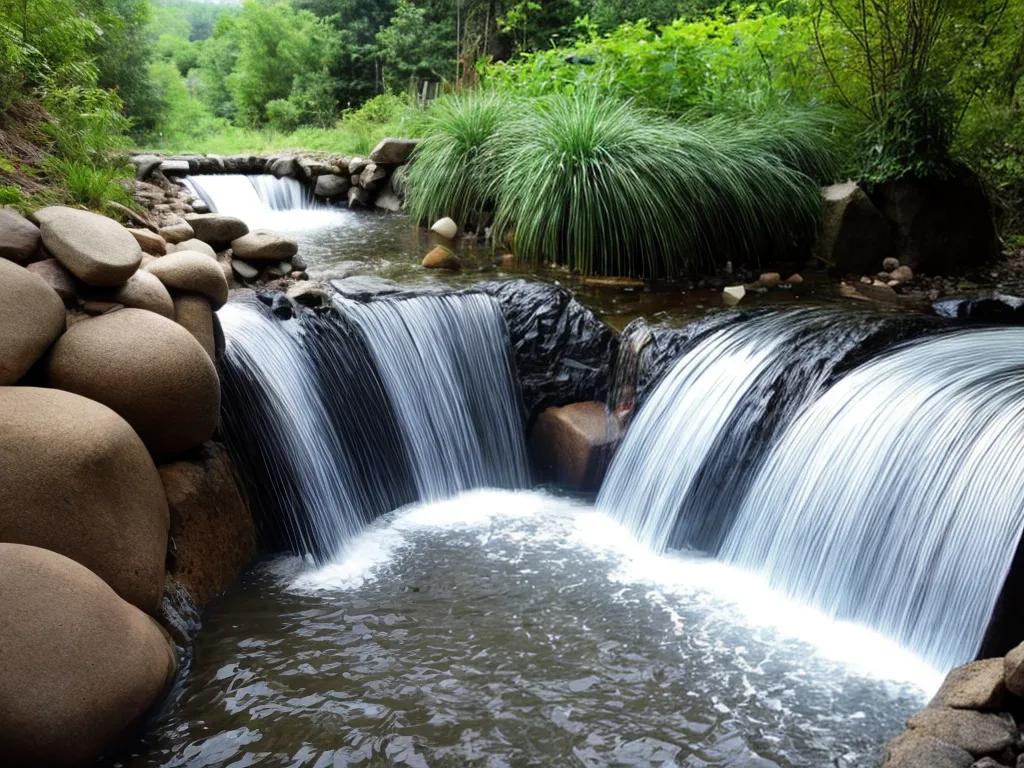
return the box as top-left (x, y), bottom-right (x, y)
top-left (599, 308), bottom-right (1024, 670)
top-left (185, 174), bottom-right (334, 229)
top-left (722, 328), bottom-right (1024, 670)
top-left (217, 293), bottom-right (529, 561)
top-left (597, 308), bottom-right (925, 554)
top-left (345, 293), bottom-right (531, 499)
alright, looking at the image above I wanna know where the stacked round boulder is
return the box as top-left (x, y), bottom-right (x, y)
top-left (0, 204), bottom-right (255, 765)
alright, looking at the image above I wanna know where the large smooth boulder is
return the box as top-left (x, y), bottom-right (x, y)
top-left (908, 708), bottom-right (1016, 757)
top-left (231, 230), bottom-right (298, 262)
top-left (159, 217), bottom-right (194, 244)
top-left (931, 659), bottom-right (1006, 711)
top-left (33, 206), bottom-right (142, 286)
top-left (169, 238), bottom-right (217, 259)
top-left (173, 294), bottom-right (216, 360)
top-left (182, 213), bottom-right (248, 247)
top-left (127, 227), bottom-right (167, 256)
top-left (530, 402), bottom-right (622, 491)
top-left (144, 250), bottom-right (229, 309)
top-left (369, 138), bottom-right (418, 165)
top-left (159, 442), bottom-right (255, 605)
top-left (0, 259), bottom-right (65, 384)
top-left (46, 309), bottom-right (220, 456)
top-left (0, 207), bottom-right (41, 263)
top-left (107, 269), bottom-right (175, 318)
top-left (0, 387), bottom-right (168, 611)
top-left (25, 258), bottom-right (78, 308)
top-left (314, 173), bottom-right (350, 198)
top-left (883, 731), bottom-right (973, 768)
top-left (0, 543), bottom-right (175, 766)
top-left (872, 166), bottom-right (999, 274)
top-left (816, 182), bottom-right (894, 275)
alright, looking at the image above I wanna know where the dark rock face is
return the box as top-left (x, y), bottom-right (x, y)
top-left (872, 166), bottom-right (1000, 275)
top-left (529, 402), bottom-right (622, 491)
top-left (478, 280), bottom-right (617, 426)
top-left (817, 182), bottom-right (895, 275)
top-left (934, 294), bottom-right (1024, 323)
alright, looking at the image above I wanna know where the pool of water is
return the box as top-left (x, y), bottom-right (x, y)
top-left (112, 491), bottom-right (930, 768)
top-left (260, 208), bottom-right (845, 331)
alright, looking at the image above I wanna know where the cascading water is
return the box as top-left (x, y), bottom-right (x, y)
top-left (597, 308), bottom-right (928, 554)
top-left (185, 174), bottom-right (343, 234)
top-left (344, 293), bottom-right (530, 499)
top-left (722, 327), bottom-right (1024, 670)
top-left (600, 310), bottom-right (1024, 670)
top-left (217, 292), bottom-right (530, 560)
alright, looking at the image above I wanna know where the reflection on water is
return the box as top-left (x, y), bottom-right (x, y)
top-left (111, 491), bottom-right (927, 768)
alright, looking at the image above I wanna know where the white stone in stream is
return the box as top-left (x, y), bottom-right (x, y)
top-left (430, 217), bottom-right (458, 239)
top-left (722, 285), bottom-right (746, 306)
top-left (231, 260), bottom-right (259, 280)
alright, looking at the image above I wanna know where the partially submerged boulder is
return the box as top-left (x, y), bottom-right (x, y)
top-left (182, 213), bottom-right (248, 247)
top-left (0, 543), bottom-right (175, 766)
top-left (0, 207), bottom-right (41, 263)
top-left (816, 182), bottom-right (894, 275)
top-left (159, 441), bottom-right (255, 605)
top-left (0, 387), bottom-right (169, 612)
top-left (145, 251), bottom-right (229, 309)
top-left (0, 259), bottom-right (66, 384)
top-left (231, 230), bottom-right (298, 262)
top-left (33, 206), bottom-right (142, 286)
top-left (45, 309), bottom-right (221, 457)
top-left (423, 245), bottom-right (460, 270)
top-left (530, 402), bottom-right (622, 491)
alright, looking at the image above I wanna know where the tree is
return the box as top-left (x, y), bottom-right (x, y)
top-left (377, 0), bottom-right (456, 90)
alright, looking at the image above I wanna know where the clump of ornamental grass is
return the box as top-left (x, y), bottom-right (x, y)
top-left (487, 92), bottom-right (832, 278)
top-left (404, 90), bottom-right (510, 228)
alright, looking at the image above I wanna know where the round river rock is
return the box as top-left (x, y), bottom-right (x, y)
top-left (33, 206), bottom-right (142, 286)
top-left (0, 259), bottom-right (65, 384)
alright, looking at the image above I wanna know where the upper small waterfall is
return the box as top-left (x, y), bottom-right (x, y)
top-left (185, 174), bottom-right (329, 225)
top-left (217, 292), bottom-right (530, 561)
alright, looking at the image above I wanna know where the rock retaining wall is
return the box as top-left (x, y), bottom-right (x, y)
top-left (0, 203), bottom-right (257, 765)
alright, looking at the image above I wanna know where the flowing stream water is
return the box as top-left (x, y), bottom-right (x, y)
top-left (115, 175), bottom-right (1024, 767)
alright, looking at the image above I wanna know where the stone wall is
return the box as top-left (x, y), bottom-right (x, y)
top-left (0, 203), bottom-right (257, 765)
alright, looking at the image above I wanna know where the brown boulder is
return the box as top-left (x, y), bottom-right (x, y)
top-left (105, 269), bottom-right (175, 318)
top-left (159, 217), bottom-right (194, 244)
top-left (530, 402), bottom-right (622, 491)
top-left (173, 293), bottom-right (216, 360)
top-left (127, 228), bottom-right (167, 256)
top-left (931, 659), bottom-right (1006, 711)
top-left (32, 206), bottom-right (142, 286)
top-left (0, 543), bottom-right (175, 766)
top-left (144, 250), bottom-right (229, 309)
top-left (25, 258), bottom-right (79, 307)
top-left (0, 207), bottom-right (41, 263)
top-left (231, 229), bottom-right (299, 262)
top-left (169, 238), bottom-right (217, 259)
top-left (423, 245), bottom-right (460, 270)
top-left (909, 707), bottom-right (1016, 757)
top-left (883, 730), bottom-right (973, 768)
top-left (0, 259), bottom-right (65, 384)
top-left (816, 182), bottom-right (895, 275)
top-left (359, 162), bottom-right (387, 189)
top-left (369, 137), bottom-right (418, 165)
top-left (159, 442), bottom-right (255, 605)
top-left (0, 387), bottom-right (168, 611)
top-left (1004, 642), bottom-right (1024, 696)
top-left (183, 213), bottom-right (248, 247)
top-left (46, 309), bottom-right (220, 457)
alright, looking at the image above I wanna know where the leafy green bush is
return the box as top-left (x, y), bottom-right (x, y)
top-left (266, 99), bottom-right (304, 133)
top-left (405, 90), bottom-right (510, 227)
top-left (487, 92), bottom-right (829, 277)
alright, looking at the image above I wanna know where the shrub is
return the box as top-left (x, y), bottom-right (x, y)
top-left (44, 158), bottom-right (134, 212)
top-left (404, 90), bottom-right (510, 227)
top-left (488, 92), bottom-right (830, 277)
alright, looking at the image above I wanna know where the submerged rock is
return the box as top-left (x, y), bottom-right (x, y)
top-left (0, 543), bottom-right (176, 767)
top-left (423, 245), bottom-right (460, 270)
top-left (530, 401), bottom-right (622, 490)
